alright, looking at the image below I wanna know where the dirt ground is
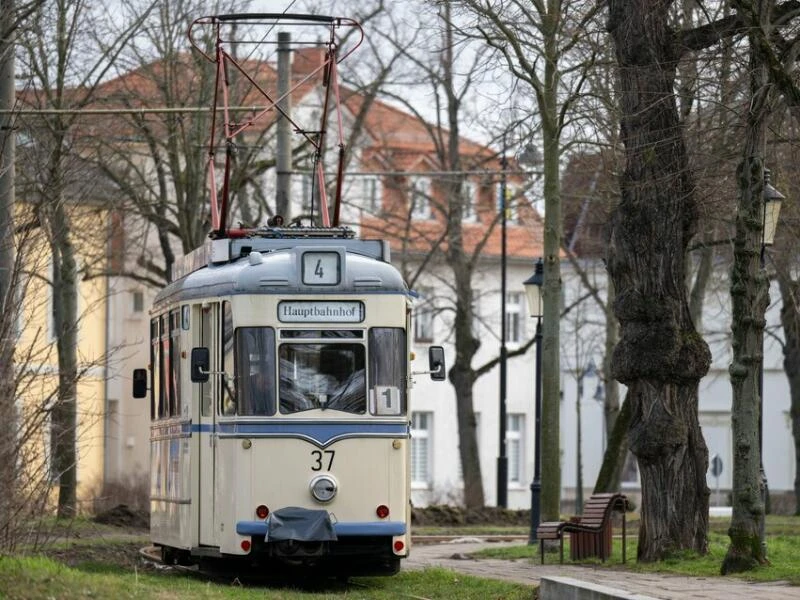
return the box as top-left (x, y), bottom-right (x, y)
top-left (35, 503), bottom-right (529, 572)
top-left (92, 503), bottom-right (531, 530)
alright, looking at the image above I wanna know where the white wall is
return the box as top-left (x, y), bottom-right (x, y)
top-left (557, 262), bottom-right (796, 510)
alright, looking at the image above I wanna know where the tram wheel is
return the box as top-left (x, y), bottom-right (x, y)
top-left (160, 546), bottom-right (177, 565)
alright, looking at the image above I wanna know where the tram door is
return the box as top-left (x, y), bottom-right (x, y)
top-left (198, 302), bottom-right (218, 546)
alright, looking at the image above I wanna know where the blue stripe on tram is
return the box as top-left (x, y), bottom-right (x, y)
top-left (236, 520), bottom-right (406, 537)
top-left (190, 421), bottom-right (408, 446)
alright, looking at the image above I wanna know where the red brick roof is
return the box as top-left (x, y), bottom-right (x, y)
top-left (18, 45), bottom-right (543, 261)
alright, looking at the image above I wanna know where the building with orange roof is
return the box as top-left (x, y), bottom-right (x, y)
top-left (15, 33), bottom-right (548, 510)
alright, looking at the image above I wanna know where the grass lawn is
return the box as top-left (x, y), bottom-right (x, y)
top-left (474, 515), bottom-right (800, 584)
top-left (0, 549), bottom-right (533, 600)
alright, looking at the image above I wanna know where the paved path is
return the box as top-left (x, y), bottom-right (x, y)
top-left (403, 538), bottom-right (800, 599)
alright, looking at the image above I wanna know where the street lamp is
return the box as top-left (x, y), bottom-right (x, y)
top-left (575, 359), bottom-right (596, 514)
top-left (759, 168), bottom-right (785, 557)
top-left (523, 258), bottom-right (544, 544)
top-left (497, 133), bottom-right (509, 508)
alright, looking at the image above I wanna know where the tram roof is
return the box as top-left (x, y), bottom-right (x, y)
top-left (154, 232), bottom-right (408, 308)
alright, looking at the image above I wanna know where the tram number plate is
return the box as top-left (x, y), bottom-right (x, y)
top-left (375, 386), bottom-right (401, 415)
top-left (311, 450), bottom-right (335, 471)
top-left (302, 251), bottom-right (340, 285)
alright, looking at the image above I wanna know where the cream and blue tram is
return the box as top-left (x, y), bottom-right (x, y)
top-left (133, 229), bottom-right (445, 576)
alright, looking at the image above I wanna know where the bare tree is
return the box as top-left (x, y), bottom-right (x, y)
top-left (354, 1), bottom-right (509, 508)
top-left (462, 0), bottom-right (603, 519)
top-left (16, 0), bottom-right (145, 518)
top-left (605, 0), bottom-right (714, 561)
top-left (602, 0), bottom-right (790, 562)
top-left (0, 0), bottom-right (19, 541)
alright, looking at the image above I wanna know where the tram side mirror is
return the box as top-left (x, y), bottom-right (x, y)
top-left (428, 346), bottom-right (446, 381)
top-left (191, 347), bottom-right (210, 383)
top-left (132, 369), bottom-right (148, 398)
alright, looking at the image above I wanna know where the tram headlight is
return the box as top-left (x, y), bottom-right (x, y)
top-left (309, 474), bottom-right (338, 503)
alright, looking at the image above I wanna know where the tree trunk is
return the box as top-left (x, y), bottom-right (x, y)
top-left (441, 4), bottom-right (484, 508)
top-left (607, 0), bottom-right (711, 561)
top-left (540, 63), bottom-right (562, 522)
top-left (0, 0), bottom-right (17, 543)
top-left (450, 363), bottom-right (483, 507)
top-left (50, 202), bottom-right (79, 519)
top-left (593, 392), bottom-right (630, 494)
top-left (722, 161), bottom-right (768, 573)
top-left (776, 275), bottom-right (800, 515)
top-left (721, 0), bottom-right (772, 570)
top-left (603, 276), bottom-right (621, 446)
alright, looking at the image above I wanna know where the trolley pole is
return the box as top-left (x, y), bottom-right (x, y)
top-left (276, 31), bottom-right (292, 219)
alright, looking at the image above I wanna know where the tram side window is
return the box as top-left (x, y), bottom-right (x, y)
top-left (169, 309), bottom-right (181, 417)
top-left (221, 301), bottom-right (236, 415)
top-left (150, 318), bottom-right (160, 419)
top-left (368, 328), bottom-right (407, 416)
top-left (159, 315), bottom-right (169, 419)
top-left (235, 327), bottom-right (276, 416)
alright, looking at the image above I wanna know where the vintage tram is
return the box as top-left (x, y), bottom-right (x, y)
top-left (133, 229), bottom-right (445, 575)
top-left (131, 12), bottom-right (447, 576)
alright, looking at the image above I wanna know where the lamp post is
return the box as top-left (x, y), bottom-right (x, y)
top-left (759, 168), bottom-right (784, 557)
top-left (497, 134), bottom-right (509, 508)
top-left (523, 258), bottom-right (544, 544)
top-left (575, 359), bottom-right (596, 515)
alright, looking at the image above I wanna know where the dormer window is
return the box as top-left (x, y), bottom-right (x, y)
top-left (496, 182), bottom-right (521, 224)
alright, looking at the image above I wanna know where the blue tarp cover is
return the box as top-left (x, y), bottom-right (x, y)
top-left (266, 507), bottom-right (338, 542)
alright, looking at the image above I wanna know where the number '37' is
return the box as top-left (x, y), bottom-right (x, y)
top-left (311, 450), bottom-right (335, 471)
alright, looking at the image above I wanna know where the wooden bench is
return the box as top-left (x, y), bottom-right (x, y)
top-left (535, 492), bottom-right (628, 564)
top-left (535, 520), bottom-right (568, 563)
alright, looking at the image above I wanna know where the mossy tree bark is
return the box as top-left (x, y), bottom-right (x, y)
top-left (776, 275), bottom-right (800, 516)
top-left (721, 0), bottom-right (773, 573)
top-left (606, 0), bottom-right (712, 561)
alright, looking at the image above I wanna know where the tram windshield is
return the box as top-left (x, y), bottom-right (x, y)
top-left (279, 343), bottom-right (366, 414)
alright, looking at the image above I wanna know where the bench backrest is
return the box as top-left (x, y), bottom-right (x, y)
top-left (575, 493), bottom-right (627, 528)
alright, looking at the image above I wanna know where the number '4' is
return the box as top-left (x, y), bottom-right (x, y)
top-left (315, 259), bottom-right (324, 278)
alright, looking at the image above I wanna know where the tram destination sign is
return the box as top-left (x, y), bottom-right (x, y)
top-left (278, 301), bottom-right (365, 323)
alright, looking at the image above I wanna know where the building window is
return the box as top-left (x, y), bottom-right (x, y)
top-left (411, 411), bottom-right (432, 486)
top-left (363, 176), bottom-right (382, 215)
top-left (301, 173), bottom-right (314, 217)
top-left (507, 414), bottom-right (524, 484)
top-left (505, 292), bottom-right (523, 343)
top-left (508, 186), bottom-right (521, 223)
top-left (132, 290), bottom-right (144, 313)
top-left (414, 286), bottom-right (434, 343)
top-left (48, 262), bottom-right (56, 342)
top-left (410, 177), bottom-right (432, 220)
top-left (462, 180), bottom-right (477, 221)
top-left (496, 183), bottom-right (521, 223)
top-left (621, 451), bottom-right (639, 487)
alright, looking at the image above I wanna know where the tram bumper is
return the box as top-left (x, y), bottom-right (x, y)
top-left (236, 507), bottom-right (407, 561)
top-left (265, 507), bottom-right (338, 543)
top-left (234, 507), bottom-right (335, 558)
